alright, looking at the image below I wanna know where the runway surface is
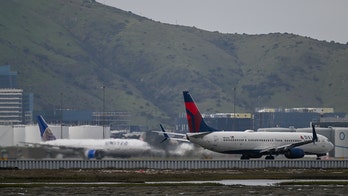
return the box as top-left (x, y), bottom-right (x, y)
top-left (1, 168), bottom-right (348, 195)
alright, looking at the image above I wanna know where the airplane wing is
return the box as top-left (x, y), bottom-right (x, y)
top-left (260, 140), bottom-right (313, 155)
top-left (22, 141), bottom-right (85, 150)
top-left (186, 132), bottom-right (211, 138)
top-left (156, 124), bottom-right (189, 143)
top-left (21, 142), bottom-right (85, 159)
top-left (260, 124), bottom-right (319, 155)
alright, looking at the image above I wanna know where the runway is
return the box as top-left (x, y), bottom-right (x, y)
top-left (1, 168), bottom-right (348, 195)
top-left (2, 183), bottom-right (347, 195)
top-left (2, 169), bottom-right (348, 195)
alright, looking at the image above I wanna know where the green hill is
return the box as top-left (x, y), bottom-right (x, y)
top-left (1, 0), bottom-right (348, 129)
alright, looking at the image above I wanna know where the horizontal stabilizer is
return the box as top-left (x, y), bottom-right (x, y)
top-left (158, 124), bottom-right (188, 143)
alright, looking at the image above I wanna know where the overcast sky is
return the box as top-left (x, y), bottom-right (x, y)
top-left (97, 0), bottom-right (348, 44)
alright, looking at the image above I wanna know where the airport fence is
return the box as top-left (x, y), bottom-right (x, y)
top-left (0, 159), bottom-right (348, 169)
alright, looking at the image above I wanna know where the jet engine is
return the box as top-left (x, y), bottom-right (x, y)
top-left (85, 149), bottom-right (105, 159)
top-left (284, 148), bottom-right (305, 159)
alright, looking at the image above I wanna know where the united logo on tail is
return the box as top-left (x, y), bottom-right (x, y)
top-left (37, 115), bottom-right (56, 141)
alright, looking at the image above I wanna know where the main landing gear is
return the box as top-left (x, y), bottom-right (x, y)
top-left (265, 155), bottom-right (275, 160)
top-left (240, 154), bottom-right (264, 160)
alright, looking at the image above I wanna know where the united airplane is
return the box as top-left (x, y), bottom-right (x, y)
top-left (160, 91), bottom-right (334, 160)
top-left (35, 115), bottom-right (151, 159)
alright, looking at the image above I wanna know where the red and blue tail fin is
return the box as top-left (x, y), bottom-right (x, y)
top-left (183, 91), bottom-right (217, 133)
top-left (37, 115), bottom-right (56, 141)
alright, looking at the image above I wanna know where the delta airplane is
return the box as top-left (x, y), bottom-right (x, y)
top-left (35, 115), bottom-right (151, 159)
top-left (160, 91), bottom-right (334, 160)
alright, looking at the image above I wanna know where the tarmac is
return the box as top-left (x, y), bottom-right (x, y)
top-left (1, 168), bottom-right (348, 195)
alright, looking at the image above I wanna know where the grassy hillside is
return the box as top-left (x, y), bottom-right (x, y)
top-left (1, 0), bottom-right (348, 129)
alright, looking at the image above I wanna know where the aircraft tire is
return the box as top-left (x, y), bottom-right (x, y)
top-left (265, 155), bottom-right (274, 160)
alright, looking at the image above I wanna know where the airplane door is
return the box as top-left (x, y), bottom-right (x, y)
top-left (213, 135), bottom-right (219, 148)
top-left (240, 136), bottom-right (245, 147)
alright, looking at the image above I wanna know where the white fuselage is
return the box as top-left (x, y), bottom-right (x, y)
top-left (42, 138), bottom-right (151, 156)
top-left (187, 131), bottom-right (334, 155)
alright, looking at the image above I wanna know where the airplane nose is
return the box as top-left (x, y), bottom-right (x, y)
top-left (329, 142), bottom-right (334, 150)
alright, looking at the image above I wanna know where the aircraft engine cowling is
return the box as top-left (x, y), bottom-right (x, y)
top-left (85, 149), bottom-right (105, 159)
top-left (284, 148), bottom-right (305, 159)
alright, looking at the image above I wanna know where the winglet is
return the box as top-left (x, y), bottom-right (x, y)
top-left (37, 115), bottom-right (56, 141)
top-left (311, 123), bottom-right (318, 143)
top-left (160, 124), bottom-right (169, 143)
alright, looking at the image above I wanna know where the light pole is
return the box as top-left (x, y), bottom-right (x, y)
top-left (102, 85), bottom-right (105, 139)
top-left (60, 92), bottom-right (63, 139)
top-left (233, 87), bottom-right (236, 131)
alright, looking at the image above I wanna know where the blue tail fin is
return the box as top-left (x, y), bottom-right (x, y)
top-left (183, 91), bottom-right (217, 133)
top-left (37, 115), bottom-right (56, 141)
top-left (160, 124), bottom-right (169, 143)
top-left (311, 123), bottom-right (318, 144)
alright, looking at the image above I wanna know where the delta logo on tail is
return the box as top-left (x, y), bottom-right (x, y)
top-left (158, 91), bottom-right (334, 160)
top-left (183, 91), bottom-right (217, 133)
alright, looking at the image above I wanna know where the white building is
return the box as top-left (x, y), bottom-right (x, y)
top-left (0, 89), bottom-right (23, 124)
top-left (0, 124), bottom-right (109, 146)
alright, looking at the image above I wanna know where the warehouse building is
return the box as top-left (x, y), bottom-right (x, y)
top-left (0, 124), bottom-right (110, 146)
